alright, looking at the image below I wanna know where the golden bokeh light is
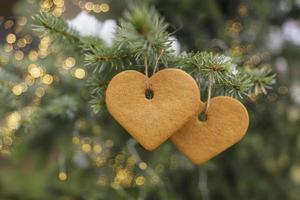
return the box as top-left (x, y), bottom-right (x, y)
top-left (28, 50), bottom-right (39, 61)
top-left (138, 162), bottom-right (147, 170)
top-left (12, 85), bottom-right (23, 96)
top-left (28, 64), bottom-right (43, 78)
top-left (64, 57), bottom-right (76, 69)
top-left (74, 68), bottom-right (86, 79)
top-left (93, 4), bottom-right (102, 13)
top-left (114, 169), bottom-right (132, 186)
top-left (35, 87), bottom-right (45, 97)
top-left (93, 144), bottom-right (102, 154)
top-left (100, 3), bottom-right (110, 12)
top-left (6, 33), bottom-right (16, 44)
top-left (82, 143), bottom-right (92, 153)
top-left (135, 176), bottom-right (145, 186)
top-left (17, 38), bottom-right (27, 48)
top-left (15, 50), bottom-right (24, 61)
top-left (58, 172), bottom-right (67, 181)
top-left (42, 74), bottom-right (54, 85)
top-left (17, 16), bottom-right (27, 26)
top-left (4, 20), bottom-right (14, 29)
top-left (85, 2), bottom-right (94, 11)
top-left (6, 111), bottom-right (21, 130)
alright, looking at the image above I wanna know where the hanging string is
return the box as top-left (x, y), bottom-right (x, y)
top-left (204, 74), bottom-right (213, 114)
top-left (144, 55), bottom-right (150, 89)
top-left (143, 50), bottom-right (164, 99)
top-left (153, 49), bottom-right (164, 74)
top-left (144, 55), bottom-right (149, 78)
top-left (144, 49), bottom-right (164, 89)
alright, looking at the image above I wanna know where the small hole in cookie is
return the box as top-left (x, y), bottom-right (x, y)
top-left (198, 112), bottom-right (207, 121)
top-left (145, 88), bottom-right (154, 100)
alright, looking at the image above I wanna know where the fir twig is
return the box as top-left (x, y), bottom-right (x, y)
top-left (175, 52), bottom-right (274, 98)
top-left (32, 6), bottom-right (276, 113)
top-left (245, 66), bottom-right (276, 95)
top-left (32, 12), bottom-right (80, 43)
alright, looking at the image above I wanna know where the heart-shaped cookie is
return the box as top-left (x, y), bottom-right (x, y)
top-left (105, 68), bottom-right (200, 150)
top-left (171, 96), bottom-right (249, 164)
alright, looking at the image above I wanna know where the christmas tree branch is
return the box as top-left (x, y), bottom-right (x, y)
top-left (114, 5), bottom-right (173, 66)
top-left (84, 46), bottom-right (133, 73)
top-left (32, 5), bottom-right (276, 113)
top-left (32, 12), bottom-right (80, 44)
top-left (245, 66), bottom-right (276, 95)
top-left (175, 52), bottom-right (275, 98)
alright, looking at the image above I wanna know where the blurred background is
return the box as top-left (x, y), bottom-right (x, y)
top-left (0, 0), bottom-right (300, 199)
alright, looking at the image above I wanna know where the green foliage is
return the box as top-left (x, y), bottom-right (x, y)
top-left (114, 6), bottom-right (172, 65)
top-left (218, 72), bottom-right (253, 98)
top-left (178, 52), bottom-right (236, 80)
top-left (246, 66), bottom-right (276, 95)
top-left (2, 1), bottom-right (293, 199)
top-left (32, 5), bottom-right (275, 114)
top-left (32, 12), bottom-right (80, 43)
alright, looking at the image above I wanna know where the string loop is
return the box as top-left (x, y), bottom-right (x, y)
top-left (153, 49), bottom-right (164, 74)
top-left (144, 55), bottom-right (150, 89)
top-left (143, 49), bottom-right (164, 89)
top-left (204, 74), bottom-right (213, 114)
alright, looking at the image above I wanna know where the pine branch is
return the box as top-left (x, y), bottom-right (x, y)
top-left (88, 75), bottom-right (109, 114)
top-left (175, 52), bottom-right (275, 98)
top-left (177, 52), bottom-right (236, 81)
top-left (32, 12), bottom-right (80, 43)
top-left (31, 5), bottom-right (276, 113)
top-left (114, 5), bottom-right (173, 68)
top-left (245, 66), bottom-right (276, 95)
top-left (81, 37), bottom-right (122, 72)
top-left (84, 46), bottom-right (134, 73)
top-left (218, 72), bottom-right (253, 98)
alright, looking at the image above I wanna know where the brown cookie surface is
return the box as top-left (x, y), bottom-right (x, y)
top-left (171, 96), bottom-right (249, 164)
top-left (105, 68), bottom-right (200, 150)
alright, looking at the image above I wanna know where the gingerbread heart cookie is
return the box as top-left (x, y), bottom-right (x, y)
top-left (105, 68), bottom-right (200, 150)
top-left (171, 96), bottom-right (249, 164)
